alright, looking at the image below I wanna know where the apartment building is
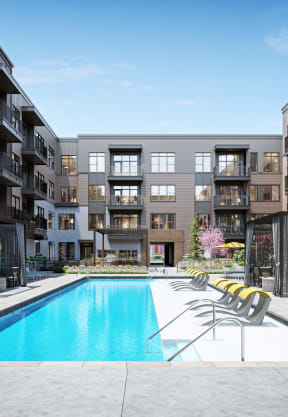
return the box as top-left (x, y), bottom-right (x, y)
top-left (0, 46), bottom-right (284, 270)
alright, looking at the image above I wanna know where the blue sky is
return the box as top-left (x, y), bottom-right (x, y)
top-left (1, 0), bottom-right (288, 136)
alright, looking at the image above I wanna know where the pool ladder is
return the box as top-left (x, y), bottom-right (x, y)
top-left (146, 300), bottom-right (245, 362)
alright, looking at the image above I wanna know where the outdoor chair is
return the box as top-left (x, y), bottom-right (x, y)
top-left (171, 272), bottom-right (209, 291)
top-left (199, 288), bottom-right (271, 326)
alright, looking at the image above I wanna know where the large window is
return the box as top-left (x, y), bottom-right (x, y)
top-left (195, 153), bottom-right (211, 172)
top-left (89, 185), bottom-right (105, 201)
top-left (98, 249), bottom-right (138, 261)
top-left (12, 195), bottom-right (20, 210)
top-left (61, 155), bottom-right (77, 175)
top-left (151, 152), bottom-right (175, 173)
top-left (88, 214), bottom-right (104, 230)
top-left (112, 185), bottom-right (139, 205)
top-left (151, 213), bottom-right (176, 229)
top-left (112, 154), bottom-right (139, 176)
top-left (48, 181), bottom-right (54, 200)
top-left (197, 213), bottom-right (210, 229)
top-left (195, 185), bottom-right (211, 201)
top-left (216, 214), bottom-right (242, 233)
top-left (48, 212), bottom-right (54, 229)
top-left (48, 146), bottom-right (55, 169)
top-left (61, 187), bottom-right (77, 203)
top-left (112, 214), bottom-right (139, 229)
top-left (250, 152), bottom-right (258, 172)
top-left (151, 185), bottom-right (176, 201)
top-left (58, 214), bottom-right (75, 230)
top-left (264, 152), bottom-right (280, 173)
top-left (58, 242), bottom-right (75, 260)
top-left (250, 185), bottom-right (280, 202)
top-left (217, 153), bottom-right (243, 176)
top-left (89, 152), bottom-right (105, 172)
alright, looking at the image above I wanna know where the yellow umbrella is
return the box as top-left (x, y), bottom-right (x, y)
top-left (213, 242), bottom-right (245, 249)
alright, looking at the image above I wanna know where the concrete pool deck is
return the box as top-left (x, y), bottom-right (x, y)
top-left (0, 365), bottom-right (288, 417)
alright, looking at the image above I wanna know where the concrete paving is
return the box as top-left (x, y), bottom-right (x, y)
top-left (0, 365), bottom-right (288, 417)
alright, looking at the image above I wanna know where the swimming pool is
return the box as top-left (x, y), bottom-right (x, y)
top-left (0, 279), bottom-right (185, 361)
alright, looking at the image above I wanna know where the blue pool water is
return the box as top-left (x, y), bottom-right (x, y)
top-left (0, 279), bottom-right (166, 361)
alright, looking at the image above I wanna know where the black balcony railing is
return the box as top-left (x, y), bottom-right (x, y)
top-left (214, 195), bottom-right (249, 207)
top-left (26, 215), bottom-right (47, 230)
top-left (24, 174), bottom-right (47, 195)
top-left (217, 225), bottom-right (245, 236)
top-left (214, 164), bottom-right (249, 177)
top-left (0, 100), bottom-right (24, 136)
top-left (108, 166), bottom-right (143, 176)
top-left (24, 135), bottom-right (48, 160)
top-left (0, 153), bottom-right (23, 179)
top-left (0, 204), bottom-right (23, 222)
top-left (109, 195), bottom-right (141, 205)
top-left (285, 137), bottom-right (288, 154)
top-left (285, 176), bottom-right (288, 194)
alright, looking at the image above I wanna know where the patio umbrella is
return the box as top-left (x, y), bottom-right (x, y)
top-left (213, 242), bottom-right (245, 249)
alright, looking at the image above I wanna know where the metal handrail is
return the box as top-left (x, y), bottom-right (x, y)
top-left (167, 317), bottom-right (245, 362)
top-left (146, 299), bottom-right (216, 352)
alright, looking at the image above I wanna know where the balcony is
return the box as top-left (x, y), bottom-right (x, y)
top-left (22, 174), bottom-right (47, 200)
top-left (0, 204), bottom-right (23, 224)
top-left (25, 215), bottom-right (48, 240)
top-left (0, 153), bottom-right (23, 186)
top-left (217, 225), bottom-right (245, 240)
top-left (94, 224), bottom-right (146, 239)
top-left (213, 165), bottom-right (250, 181)
top-left (214, 195), bottom-right (250, 210)
top-left (107, 166), bottom-right (143, 182)
top-left (0, 64), bottom-right (21, 94)
top-left (108, 195), bottom-right (143, 210)
top-left (22, 135), bottom-right (48, 165)
top-left (0, 101), bottom-right (24, 143)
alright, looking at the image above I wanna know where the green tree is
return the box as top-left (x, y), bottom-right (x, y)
top-left (188, 217), bottom-right (203, 260)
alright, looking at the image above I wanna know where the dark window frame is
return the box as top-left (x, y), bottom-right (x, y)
top-left (58, 214), bottom-right (75, 230)
top-left (151, 213), bottom-right (176, 229)
top-left (150, 185), bottom-right (176, 201)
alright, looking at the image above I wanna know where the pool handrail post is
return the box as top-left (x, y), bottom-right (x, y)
top-left (167, 317), bottom-right (245, 362)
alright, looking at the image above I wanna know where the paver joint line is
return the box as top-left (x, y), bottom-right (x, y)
top-left (121, 366), bottom-right (128, 417)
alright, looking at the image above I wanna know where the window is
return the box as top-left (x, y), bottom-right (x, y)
top-left (11, 152), bottom-right (20, 165)
top-left (197, 214), bottom-right (210, 229)
top-left (48, 146), bottom-right (55, 169)
top-left (48, 241), bottom-right (54, 260)
top-left (48, 181), bottom-right (54, 199)
top-left (216, 214), bottom-right (242, 233)
top-left (151, 185), bottom-right (176, 201)
top-left (112, 185), bottom-right (139, 205)
top-left (35, 242), bottom-right (40, 254)
top-left (89, 185), bottom-right (105, 201)
top-left (58, 242), bottom-right (75, 260)
top-left (195, 153), bottom-right (211, 172)
top-left (37, 206), bottom-right (44, 218)
top-left (217, 153), bottom-right (243, 176)
top-left (250, 185), bottom-right (257, 202)
top-left (98, 250), bottom-right (138, 261)
top-left (88, 214), bottom-right (105, 230)
top-left (151, 213), bottom-right (176, 229)
top-left (151, 152), bottom-right (175, 173)
top-left (264, 152), bottom-right (280, 173)
top-left (112, 154), bottom-right (139, 176)
top-left (61, 187), bottom-right (77, 203)
top-left (48, 213), bottom-right (54, 229)
top-left (58, 214), bottom-right (75, 230)
top-left (250, 185), bottom-right (280, 202)
top-left (250, 152), bottom-right (258, 172)
top-left (112, 214), bottom-right (139, 229)
top-left (89, 152), bottom-right (105, 172)
top-left (195, 185), bottom-right (211, 201)
top-left (263, 185), bottom-right (280, 201)
top-left (12, 195), bottom-right (20, 210)
top-left (61, 155), bottom-right (77, 175)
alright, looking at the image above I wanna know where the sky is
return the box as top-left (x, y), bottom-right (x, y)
top-left (1, 0), bottom-right (288, 136)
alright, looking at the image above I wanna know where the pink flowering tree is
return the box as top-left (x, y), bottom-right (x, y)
top-left (199, 227), bottom-right (226, 259)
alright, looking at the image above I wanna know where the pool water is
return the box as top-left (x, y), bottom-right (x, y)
top-left (0, 279), bottom-right (168, 361)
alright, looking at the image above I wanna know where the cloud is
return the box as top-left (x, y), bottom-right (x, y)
top-left (114, 62), bottom-right (136, 70)
top-left (174, 99), bottom-right (194, 106)
top-left (14, 62), bottom-right (104, 85)
top-left (265, 29), bottom-right (288, 53)
top-left (120, 80), bottom-right (133, 87)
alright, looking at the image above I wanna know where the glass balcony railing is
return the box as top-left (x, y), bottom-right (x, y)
top-left (214, 195), bottom-right (249, 207)
top-left (108, 166), bottom-right (143, 176)
top-left (214, 164), bottom-right (249, 177)
top-left (110, 195), bottom-right (141, 205)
